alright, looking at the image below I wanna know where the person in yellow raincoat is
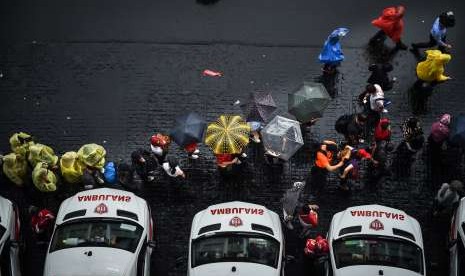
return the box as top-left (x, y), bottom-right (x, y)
top-left (60, 151), bottom-right (85, 184)
top-left (2, 153), bottom-right (28, 186)
top-left (9, 132), bottom-right (34, 156)
top-left (77, 144), bottom-right (106, 170)
top-left (416, 50), bottom-right (451, 83)
top-left (28, 143), bottom-right (59, 168)
top-left (32, 162), bottom-right (57, 192)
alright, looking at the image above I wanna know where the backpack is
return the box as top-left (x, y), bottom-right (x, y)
top-left (335, 115), bottom-right (352, 134)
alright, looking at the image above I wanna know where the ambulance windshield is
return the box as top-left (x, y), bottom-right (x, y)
top-left (192, 232), bottom-right (280, 268)
top-left (50, 219), bottom-right (143, 253)
top-left (333, 236), bottom-right (423, 274)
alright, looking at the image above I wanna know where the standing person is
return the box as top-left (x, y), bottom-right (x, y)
top-left (298, 203), bottom-right (319, 238)
top-left (131, 148), bottom-right (158, 182)
top-left (281, 181), bottom-right (307, 230)
top-left (370, 5), bottom-right (407, 51)
top-left (367, 84), bottom-right (388, 129)
top-left (433, 180), bottom-right (463, 216)
top-left (310, 140), bottom-right (347, 194)
top-left (319, 28), bottom-right (349, 74)
top-left (429, 114), bottom-right (451, 152)
top-left (150, 133), bottom-right (171, 164)
top-left (394, 117), bottom-right (424, 177)
top-left (411, 11), bottom-right (455, 53)
top-left (346, 113), bottom-right (368, 145)
top-left (248, 121), bottom-right (262, 143)
top-left (30, 208), bottom-right (55, 242)
top-left (338, 147), bottom-right (376, 191)
top-left (367, 63), bottom-right (395, 91)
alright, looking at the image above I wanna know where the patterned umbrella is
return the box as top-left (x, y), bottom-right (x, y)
top-left (288, 82), bottom-right (331, 122)
top-left (170, 112), bottom-right (206, 147)
top-left (261, 115), bottom-right (303, 161)
top-left (242, 92), bottom-right (277, 123)
top-left (205, 115), bottom-right (250, 154)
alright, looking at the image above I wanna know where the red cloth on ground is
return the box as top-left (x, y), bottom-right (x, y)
top-left (372, 6), bottom-right (405, 42)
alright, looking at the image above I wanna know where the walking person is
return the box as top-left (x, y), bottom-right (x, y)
top-left (298, 203), bottom-right (319, 238)
top-left (319, 28), bottom-right (349, 75)
top-left (394, 117), bottom-right (424, 177)
top-left (367, 63), bottom-right (395, 91)
top-left (370, 5), bottom-right (407, 51)
top-left (131, 148), bottom-right (158, 182)
top-left (411, 11), bottom-right (455, 53)
top-left (367, 84), bottom-right (388, 129)
top-left (281, 181), bottom-right (307, 230)
top-left (428, 114), bottom-right (451, 186)
top-left (374, 118), bottom-right (392, 144)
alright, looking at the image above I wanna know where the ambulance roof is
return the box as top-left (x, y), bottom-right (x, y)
top-left (55, 188), bottom-right (147, 226)
top-left (329, 205), bottom-right (423, 246)
top-left (190, 201), bottom-right (281, 240)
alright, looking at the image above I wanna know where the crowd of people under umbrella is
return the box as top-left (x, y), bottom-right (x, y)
top-left (0, 5), bottom-right (464, 267)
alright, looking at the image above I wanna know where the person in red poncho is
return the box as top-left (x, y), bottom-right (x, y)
top-left (374, 118), bottom-right (392, 143)
top-left (370, 5), bottom-right (407, 51)
top-left (30, 208), bottom-right (55, 242)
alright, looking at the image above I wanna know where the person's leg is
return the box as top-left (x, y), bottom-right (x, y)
top-left (369, 30), bottom-right (387, 44)
top-left (394, 40), bottom-right (408, 50)
top-left (412, 34), bottom-right (437, 50)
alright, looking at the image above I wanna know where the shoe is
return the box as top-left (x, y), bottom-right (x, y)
top-left (233, 100), bottom-right (241, 105)
top-left (190, 154), bottom-right (199, 159)
top-left (193, 149), bottom-right (200, 154)
top-left (241, 153), bottom-right (247, 158)
top-left (148, 176), bottom-right (155, 182)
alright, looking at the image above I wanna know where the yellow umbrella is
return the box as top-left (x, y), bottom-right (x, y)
top-left (77, 144), bottom-right (106, 169)
top-left (205, 115), bottom-right (250, 154)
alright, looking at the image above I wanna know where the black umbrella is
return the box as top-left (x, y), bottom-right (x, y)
top-left (450, 114), bottom-right (465, 147)
top-left (288, 82), bottom-right (331, 123)
top-left (242, 92), bottom-right (277, 123)
top-left (170, 112), bottom-right (206, 147)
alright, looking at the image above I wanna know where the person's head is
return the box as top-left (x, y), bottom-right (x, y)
top-left (366, 84), bottom-right (376, 94)
top-left (380, 118), bottom-right (390, 130)
top-left (324, 143), bottom-right (338, 155)
top-left (439, 11), bottom-right (455, 28)
top-left (439, 114), bottom-right (451, 126)
top-left (406, 117), bottom-right (420, 129)
top-left (131, 150), bottom-right (145, 164)
top-left (450, 180), bottom-right (463, 193)
top-left (356, 113), bottom-right (368, 125)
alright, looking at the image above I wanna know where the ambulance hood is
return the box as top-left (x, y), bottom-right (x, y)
top-left (191, 201), bottom-right (281, 239)
top-left (0, 196), bottom-right (12, 229)
top-left (189, 262), bottom-right (279, 276)
top-left (44, 247), bottom-right (135, 276)
top-left (335, 265), bottom-right (423, 276)
top-left (330, 205), bottom-right (422, 246)
top-left (456, 198), bottom-right (465, 243)
top-left (56, 188), bottom-right (147, 226)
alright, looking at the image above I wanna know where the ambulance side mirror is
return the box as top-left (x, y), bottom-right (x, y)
top-left (284, 255), bottom-right (295, 264)
top-left (147, 240), bottom-right (157, 249)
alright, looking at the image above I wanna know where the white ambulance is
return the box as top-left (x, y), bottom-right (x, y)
top-left (448, 197), bottom-right (465, 276)
top-left (0, 195), bottom-right (21, 276)
top-left (43, 188), bottom-right (155, 276)
top-left (188, 201), bottom-right (285, 276)
top-left (326, 204), bottom-right (426, 276)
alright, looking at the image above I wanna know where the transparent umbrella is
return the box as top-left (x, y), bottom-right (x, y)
top-left (261, 116), bottom-right (304, 161)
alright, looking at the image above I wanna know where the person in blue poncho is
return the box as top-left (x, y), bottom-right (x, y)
top-left (411, 11), bottom-right (455, 53)
top-left (319, 28), bottom-right (349, 74)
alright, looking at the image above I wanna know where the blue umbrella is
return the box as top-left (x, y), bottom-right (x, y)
top-left (170, 112), bottom-right (206, 147)
top-left (449, 114), bottom-right (465, 148)
top-left (318, 27), bottom-right (349, 65)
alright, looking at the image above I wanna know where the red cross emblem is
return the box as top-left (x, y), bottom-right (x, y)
top-left (94, 203), bottom-right (108, 214)
top-left (229, 216), bottom-right (243, 227)
top-left (369, 219), bottom-right (384, 231)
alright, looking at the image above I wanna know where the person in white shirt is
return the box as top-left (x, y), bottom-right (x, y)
top-left (162, 156), bottom-right (185, 178)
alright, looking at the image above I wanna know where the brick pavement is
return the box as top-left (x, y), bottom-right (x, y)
top-left (0, 42), bottom-right (464, 275)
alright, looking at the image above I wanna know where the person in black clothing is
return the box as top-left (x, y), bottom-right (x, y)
top-left (346, 113), bottom-right (368, 146)
top-left (131, 148), bottom-right (158, 183)
top-left (367, 63), bottom-right (394, 91)
top-left (117, 163), bottom-right (143, 192)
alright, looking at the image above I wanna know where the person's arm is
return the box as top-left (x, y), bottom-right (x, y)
top-left (322, 140), bottom-right (337, 145)
top-left (340, 164), bottom-right (353, 178)
top-left (325, 159), bottom-right (345, 172)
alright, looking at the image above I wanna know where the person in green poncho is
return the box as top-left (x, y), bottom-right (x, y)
top-left (32, 162), bottom-right (57, 192)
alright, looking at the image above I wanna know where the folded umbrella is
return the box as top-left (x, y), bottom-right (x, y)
top-left (205, 115), bottom-right (250, 154)
top-left (261, 115), bottom-right (304, 161)
top-left (288, 82), bottom-right (331, 123)
top-left (170, 112), bottom-right (206, 147)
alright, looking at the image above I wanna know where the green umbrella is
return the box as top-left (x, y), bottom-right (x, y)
top-left (288, 82), bottom-right (331, 123)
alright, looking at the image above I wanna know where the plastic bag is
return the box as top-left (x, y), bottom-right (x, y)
top-left (2, 153), bottom-right (28, 186)
top-left (77, 144), bottom-right (106, 169)
top-left (9, 132), bottom-right (34, 155)
top-left (32, 162), bottom-right (57, 192)
top-left (28, 143), bottom-right (59, 168)
top-left (60, 151), bottom-right (85, 184)
top-left (104, 162), bottom-right (117, 184)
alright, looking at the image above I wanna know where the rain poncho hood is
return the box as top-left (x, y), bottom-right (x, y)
top-left (28, 143), bottom-right (59, 168)
top-left (77, 143), bottom-right (106, 169)
top-left (60, 151), bottom-right (85, 184)
top-left (9, 132), bottom-right (34, 156)
top-left (416, 50), bottom-right (451, 82)
top-left (318, 28), bottom-right (349, 65)
top-left (104, 162), bottom-right (117, 184)
top-left (32, 162), bottom-right (57, 192)
top-left (2, 153), bottom-right (28, 186)
top-left (372, 6), bottom-right (405, 42)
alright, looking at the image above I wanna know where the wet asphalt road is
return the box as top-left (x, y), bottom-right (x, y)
top-left (1, 0), bottom-right (465, 275)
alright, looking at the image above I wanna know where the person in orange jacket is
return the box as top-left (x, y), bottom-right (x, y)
top-left (370, 5), bottom-right (407, 51)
